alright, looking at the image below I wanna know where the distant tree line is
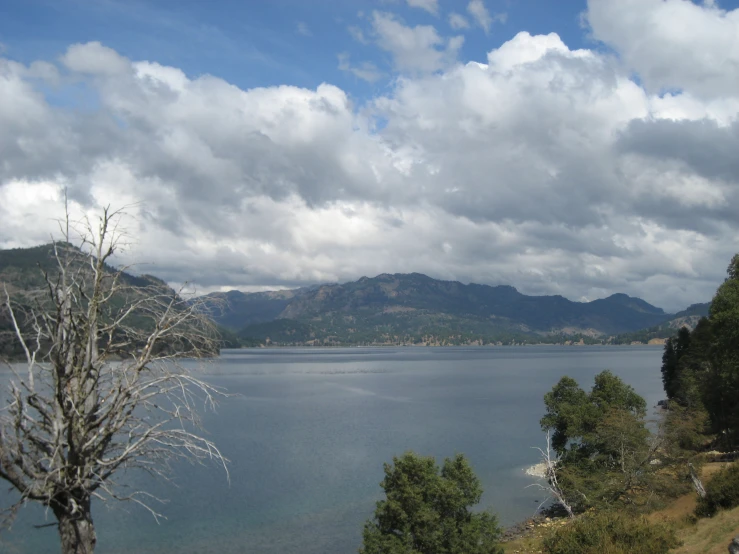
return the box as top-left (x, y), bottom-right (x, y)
top-left (232, 321), bottom-right (610, 348)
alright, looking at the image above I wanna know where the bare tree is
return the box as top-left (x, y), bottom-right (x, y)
top-left (528, 431), bottom-right (574, 518)
top-left (688, 463), bottom-right (706, 498)
top-left (0, 207), bottom-right (227, 554)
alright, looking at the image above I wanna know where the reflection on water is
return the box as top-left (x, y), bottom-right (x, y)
top-left (0, 346), bottom-right (664, 554)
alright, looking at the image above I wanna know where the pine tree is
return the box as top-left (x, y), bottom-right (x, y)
top-left (360, 452), bottom-right (503, 554)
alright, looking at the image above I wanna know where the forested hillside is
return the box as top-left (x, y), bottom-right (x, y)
top-left (202, 273), bottom-right (686, 346)
top-left (0, 243), bottom-right (221, 358)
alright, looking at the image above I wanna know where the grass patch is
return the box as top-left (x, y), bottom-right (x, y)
top-left (695, 463), bottom-right (739, 517)
top-left (540, 512), bottom-right (679, 554)
top-left (671, 504), bottom-right (739, 553)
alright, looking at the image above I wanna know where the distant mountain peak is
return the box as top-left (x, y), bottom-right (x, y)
top-left (196, 271), bottom-right (674, 340)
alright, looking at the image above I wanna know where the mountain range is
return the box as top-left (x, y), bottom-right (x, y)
top-left (201, 272), bottom-right (711, 347)
top-left (0, 244), bottom-right (711, 348)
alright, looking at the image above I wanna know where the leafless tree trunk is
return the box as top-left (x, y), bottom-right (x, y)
top-left (688, 463), bottom-right (706, 498)
top-left (529, 431), bottom-right (574, 518)
top-left (53, 496), bottom-right (96, 554)
top-left (0, 206), bottom-right (227, 553)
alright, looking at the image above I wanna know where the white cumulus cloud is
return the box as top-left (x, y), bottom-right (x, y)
top-left (2, 2), bottom-right (739, 312)
top-left (586, 0), bottom-right (739, 99)
top-left (60, 41), bottom-right (131, 75)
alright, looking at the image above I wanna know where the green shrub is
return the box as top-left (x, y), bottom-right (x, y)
top-left (695, 463), bottom-right (739, 517)
top-left (542, 512), bottom-right (680, 554)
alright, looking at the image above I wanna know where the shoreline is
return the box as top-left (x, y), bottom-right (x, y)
top-left (224, 343), bottom-right (665, 350)
top-left (496, 463), bottom-right (561, 543)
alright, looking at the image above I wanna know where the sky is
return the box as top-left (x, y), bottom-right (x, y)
top-left (1, 0), bottom-right (739, 312)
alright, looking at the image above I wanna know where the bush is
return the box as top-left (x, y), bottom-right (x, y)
top-left (542, 512), bottom-right (680, 554)
top-left (695, 463), bottom-right (739, 517)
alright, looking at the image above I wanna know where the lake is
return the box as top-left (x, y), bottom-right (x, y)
top-left (0, 346), bottom-right (665, 553)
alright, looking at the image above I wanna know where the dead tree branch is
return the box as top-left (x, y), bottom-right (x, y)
top-left (528, 431), bottom-right (575, 518)
top-left (0, 206), bottom-right (227, 553)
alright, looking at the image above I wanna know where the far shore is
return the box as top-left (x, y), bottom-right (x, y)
top-left (224, 342), bottom-right (666, 350)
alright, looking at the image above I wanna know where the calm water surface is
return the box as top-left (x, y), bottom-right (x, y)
top-left (1, 346), bottom-right (664, 553)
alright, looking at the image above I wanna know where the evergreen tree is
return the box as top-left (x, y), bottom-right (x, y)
top-left (705, 254), bottom-right (739, 447)
top-left (675, 317), bottom-right (712, 410)
top-left (661, 338), bottom-right (678, 400)
top-left (662, 253), bottom-right (739, 449)
top-left (542, 371), bottom-right (646, 461)
top-left (661, 327), bottom-right (692, 401)
top-left (540, 372), bottom-right (653, 511)
top-left (360, 452), bottom-right (503, 554)
top-left (541, 376), bottom-right (592, 457)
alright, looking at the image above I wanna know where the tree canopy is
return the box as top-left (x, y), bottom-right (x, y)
top-left (360, 451), bottom-right (503, 554)
top-left (540, 371), bottom-right (656, 511)
top-left (541, 370), bottom-right (646, 462)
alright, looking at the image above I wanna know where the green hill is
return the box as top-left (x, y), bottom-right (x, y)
top-left (0, 243), bottom-right (219, 358)
top-left (0, 243), bottom-right (167, 292)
